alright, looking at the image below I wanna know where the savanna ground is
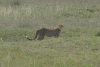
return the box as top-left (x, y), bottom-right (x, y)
top-left (0, 0), bottom-right (100, 67)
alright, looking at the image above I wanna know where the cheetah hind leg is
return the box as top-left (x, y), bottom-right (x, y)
top-left (37, 35), bottom-right (44, 40)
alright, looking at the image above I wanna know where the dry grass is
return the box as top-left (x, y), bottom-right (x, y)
top-left (0, 0), bottom-right (100, 67)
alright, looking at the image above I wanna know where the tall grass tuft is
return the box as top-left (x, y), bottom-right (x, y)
top-left (13, 0), bottom-right (20, 5)
top-left (96, 31), bottom-right (100, 36)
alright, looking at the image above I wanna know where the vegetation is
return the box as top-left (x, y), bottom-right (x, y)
top-left (13, 0), bottom-right (20, 5)
top-left (0, 0), bottom-right (100, 67)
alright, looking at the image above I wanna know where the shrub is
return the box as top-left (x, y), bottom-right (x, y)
top-left (13, 0), bottom-right (20, 5)
top-left (96, 31), bottom-right (100, 36)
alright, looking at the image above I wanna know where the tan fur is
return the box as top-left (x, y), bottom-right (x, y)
top-left (26, 24), bottom-right (63, 41)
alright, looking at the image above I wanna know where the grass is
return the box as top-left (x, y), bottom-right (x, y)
top-left (0, 38), bottom-right (100, 67)
top-left (13, 0), bottom-right (20, 5)
top-left (0, 0), bottom-right (100, 67)
top-left (0, 27), bottom-right (100, 67)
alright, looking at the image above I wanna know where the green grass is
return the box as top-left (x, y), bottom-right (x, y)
top-left (0, 0), bottom-right (100, 67)
top-left (13, 0), bottom-right (20, 5)
top-left (0, 28), bottom-right (100, 67)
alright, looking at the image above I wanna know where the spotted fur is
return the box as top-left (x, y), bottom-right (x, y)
top-left (26, 24), bottom-right (63, 40)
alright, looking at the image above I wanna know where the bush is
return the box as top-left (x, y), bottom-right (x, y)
top-left (13, 0), bottom-right (20, 5)
top-left (96, 31), bottom-right (100, 36)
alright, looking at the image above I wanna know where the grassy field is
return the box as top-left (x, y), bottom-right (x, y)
top-left (0, 0), bottom-right (100, 67)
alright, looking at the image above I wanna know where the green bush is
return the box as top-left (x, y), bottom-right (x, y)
top-left (96, 31), bottom-right (100, 36)
top-left (13, 0), bottom-right (20, 5)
